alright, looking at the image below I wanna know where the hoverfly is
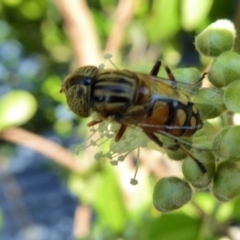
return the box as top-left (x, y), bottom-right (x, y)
top-left (60, 61), bottom-right (209, 172)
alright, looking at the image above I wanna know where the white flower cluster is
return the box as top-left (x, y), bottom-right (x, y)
top-left (78, 112), bottom-right (150, 168)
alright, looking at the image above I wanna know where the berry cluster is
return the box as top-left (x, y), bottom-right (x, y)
top-left (154, 19), bottom-right (240, 212)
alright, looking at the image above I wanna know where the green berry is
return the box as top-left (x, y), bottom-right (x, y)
top-left (194, 88), bottom-right (226, 119)
top-left (208, 51), bottom-right (240, 87)
top-left (173, 68), bottom-right (202, 86)
top-left (224, 80), bottom-right (240, 113)
top-left (212, 160), bottom-right (240, 201)
top-left (182, 149), bottom-right (216, 189)
top-left (165, 143), bottom-right (192, 161)
top-left (212, 126), bottom-right (240, 161)
top-left (153, 177), bottom-right (192, 212)
top-left (195, 20), bottom-right (236, 57)
top-left (165, 148), bottom-right (188, 160)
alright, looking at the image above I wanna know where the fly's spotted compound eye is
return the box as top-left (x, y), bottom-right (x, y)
top-left (61, 66), bottom-right (99, 117)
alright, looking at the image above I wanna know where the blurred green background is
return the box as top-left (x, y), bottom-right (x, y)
top-left (1, 0), bottom-right (240, 239)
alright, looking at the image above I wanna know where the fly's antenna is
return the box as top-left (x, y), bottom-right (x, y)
top-left (104, 53), bottom-right (119, 69)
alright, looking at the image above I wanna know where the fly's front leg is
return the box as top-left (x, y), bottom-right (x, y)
top-left (144, 129), bottom-right (206, 174)
top-left (87, 120), bottom-right (103, 127)
top-left (114, 105), bottom-right (146, 141)
top-left (142, 130), bottom-right (179, 151)
top-left (178, 144), bottom-right (206, 173)
top-left (115, 124), bottom-right (127, 142)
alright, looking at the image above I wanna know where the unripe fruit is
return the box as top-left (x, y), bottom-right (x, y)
top-left (194, 88), bottom-right (226, 119)
top-left (208, 51), bottom-right (240, 88)
top-left (165, 143), bottom-right (191, 161)
top-left (182, 149), bottom-right (216, 189)
top-left (165, 148), bottom-right (188, 160)
top-left (212, 160), bottom-right (240, 201)
top-left (212, 126), bottom-right (240, 161)
top-left (224, 80), bottom-right (240, 113)
top-left (195, 20), bottom-right (236, 57)
top-left (173, 68), bottom-right (202, 87)
top-left (153, 177), bottom-right (192, 212)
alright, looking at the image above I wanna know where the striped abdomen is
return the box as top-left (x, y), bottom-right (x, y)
top-left (141, 78), bottom-right (203, 137)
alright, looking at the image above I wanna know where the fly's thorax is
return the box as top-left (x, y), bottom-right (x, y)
top-left (91, 70), bottom-right (140, 115)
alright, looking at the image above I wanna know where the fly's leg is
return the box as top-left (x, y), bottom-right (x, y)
top-left (88, 120), bottom-right (128, 145)
top-left (142, 130), bottom-right (179, 151)
top-left (88, 120), bottom-right (128, 143)
top-left (144, 130), bottom-right (207, 174)
top-left (193, 72), bottom-right (208, 86)
top-left (150, 61), bottom-right (176, 87)
top-left (114, 105), bottom-right (146, 141)
top-left (178, 144), bottom-right (206, 173)
top-left (87, 120), bottom-right (127, 142)
top-left (149, 61), bottom-right (161, 76)
top-left (115, 125), bottom-right (127, 142)
top-left (87, 120), bottom-right (103, 127)
top-left (163, 63), bottom-right (176, 81)
top-left (201, 72), bottom-right (208, 80)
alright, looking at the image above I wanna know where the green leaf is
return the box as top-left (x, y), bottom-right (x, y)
top-left (148, 213), bottom-right (201, 240)
top-left (0, 90), bottom-right (37, 130)
top-left (144, 0), bottom-right (180, 43)
top-left (2, 0), bottom-right (21, 7)
top-left (231, 198), bottom-right (240, 221)
top-left (181, 0), bottom-right (213, 31)
top-left (69, 165), bottom-right (128, 232)
top-left (19, 0), bottom-right (46, 20)
top-left (41, 75), bottom-right (65, 102)
top-left (93, 166), bottom-right (128, 231)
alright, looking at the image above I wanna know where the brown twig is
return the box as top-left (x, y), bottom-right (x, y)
top-left (105, 0), bottom-right (134, 57)
top-left (0, 127), bottom-right (83, 172)
top-left (54, 0), bottom-right (102, 66)
top-left (73, 205), bottom-right (92, 238)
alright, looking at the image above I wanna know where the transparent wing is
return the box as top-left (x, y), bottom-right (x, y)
top-left (153, 72), bottom-right (225, 121)
top-left (141, 73), bottom-right (202, 96)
